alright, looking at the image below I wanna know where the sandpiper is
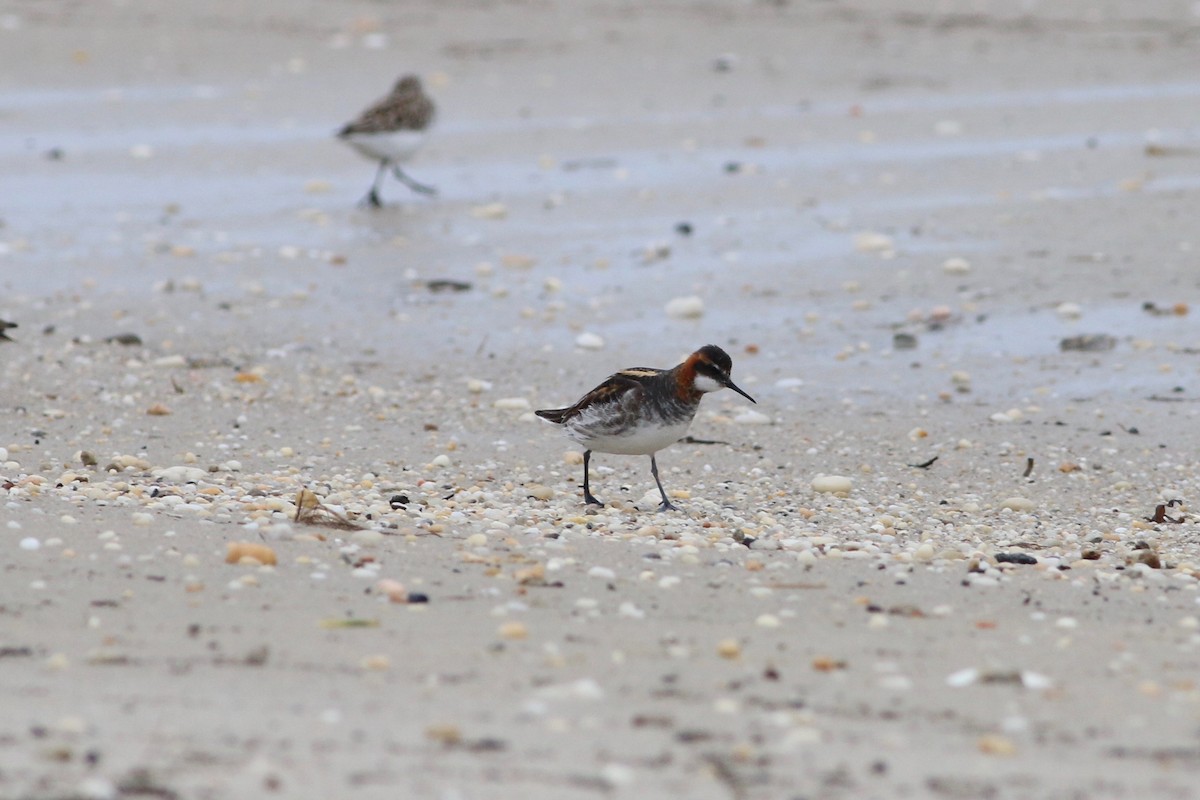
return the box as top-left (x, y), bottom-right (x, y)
top-left (337, 74), bottom-right (436, 207)
top-left (536, 345), bottom-right (755, 511)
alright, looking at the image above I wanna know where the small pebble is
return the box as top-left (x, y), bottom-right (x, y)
top-left (942, 257), bottom-right (971, 275)
top-left (716, 639), bottom-right (741, 659)
top-left (812, 475), bottom-right (853, 494)
top-left (575, 332), bottom-right (605, 350)
top-left (665, 296), bottom-right (705, 320)
top-left (498, 621), bottom-right (528, 640)
top-left (854, 231), bottom-right (895, 253)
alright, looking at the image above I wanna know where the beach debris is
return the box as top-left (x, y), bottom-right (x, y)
top-left (909, 456), bottom-right (938, 469)
top-left (1060, 334), bottom-right (1116, 352)
top-left (942, 256), bottom-right (971, 275)
top-left (812, 475), bottom-right (852, 494)
top-left (470, 202), bottom-right (507, 219)
top-left (1000, 497), bottom-right (1035, 512)
top-left (426, 279), bottom-right (472, 293)
top-left (665, 296), bottom-right (705, 320)
top-left (294, 488), bottom-right (361, 530)
top-left (1134, 550), bottom-right (1162, 569)
top-left (225, 542), bottom-right (277, 566)
top-left (105, 332), bottom-right (143, 346)
top-left (574, 332), bottom-right (605, 350)
top-left (854, 231), bottom-right (895, 254)
top-left (1146, 499), bottom-right (1185, 524)
top-left (995, 552), bottom-right (1037, 565)
top-left (0, 319), bottom-right (16, 342)
top-left (893, 332), bottom-right (918, 350)
top-left (1142, 301), bottom-right (1189, 316)
top-left (1055, 302), bottom-right (1083, 319)
top-left (812, 656), bottom-right (848, 672)
top-left (977, 735), bottom-right (1017, 756)
top-left (946, 668), bottom-right (1053, 690)
top-left (377, 579), bottom-right (407, 603)
top-left (1023, 457), bottom-right (1035, 478)
top-left (497, 621), bottom-right (528, 640)
top-left (1144, 143), bottom-right (1200, 158)
top-left (318, 618), bottom-right (379, 629)
top-left (716, 639), bottom-right (741, 659)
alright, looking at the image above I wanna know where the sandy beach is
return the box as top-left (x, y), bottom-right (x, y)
top-left (4, 1), bottom-right (1200, 797)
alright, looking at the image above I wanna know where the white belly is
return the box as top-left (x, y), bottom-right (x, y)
top-left (566, 418), bottom-right (692, 455)
top-left (342, 130), bottom-right (426, 163)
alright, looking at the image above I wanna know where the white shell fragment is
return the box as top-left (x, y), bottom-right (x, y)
top-left (665, 296), bottom-right (705, 319)
top-left (942, 257), bottom-right (972, 275)
top-left (574, 332), bottom-right (605, 350)
top-left (812, 475), bottom-right (853, 494)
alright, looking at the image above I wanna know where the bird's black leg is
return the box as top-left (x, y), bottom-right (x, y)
top-left (582, 450), bottom-right (603, 507)
top-left (359, 161), bottom-right (389, 208)
top-left (650, 454), bottom-right (676, 512)
top-left (391, 165), bottom-right (437, 196)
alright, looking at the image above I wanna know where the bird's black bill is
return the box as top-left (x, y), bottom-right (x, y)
top-left (724, 378), bottom-right (756, 404)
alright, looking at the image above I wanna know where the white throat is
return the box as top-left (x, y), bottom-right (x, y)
top-left (693, 374), bottom-right (725, 393)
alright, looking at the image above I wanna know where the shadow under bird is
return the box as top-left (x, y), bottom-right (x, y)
top-left (337, 74), bottom-right (436, 208)
top-left (536, 345), bottom-right (756, 512)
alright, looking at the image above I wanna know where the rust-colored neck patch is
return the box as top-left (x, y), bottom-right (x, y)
top-left (674, 353), bottom-right (703, 402)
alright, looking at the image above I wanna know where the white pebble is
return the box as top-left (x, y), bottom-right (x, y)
top-left (664, 296), bottom-right (705, 319)
top-left (733, 408), bottom-right (771, 425)
top-left (812, 475), bottom-right (853, 494)
top-left (153, 465), bottom-right (207, 483)
top-left (76, 777), bottom-right (117, 800)
top-left (493, 397), bottom-right (531, 411)
top-left (1056, 302), bottom-right (1083, 319)
top-left (942, 257), bottom-right (971, 275)
top-left (618, 602), bottom-right (645, 619)
top-left (575, 332), bottom-right (605, 350)
top-left (431, 454), bottom-right (451, 468)
top-left (1001, 497), bottom-right (1036, 512)
top-left (946, 667), bottom-right (979, 687)
top-left (19, 537), bottom-right (40, 551)
top-left (588, 566), bottom-right (616, 580)
top-left (1021, 671), bottom-right (1054, 690)
top-left (351, 530), bottom-right (385, 546)
top-left (755, 614), bottom-right (781, 628)
top-left (853, 231), bottom-right (894, 253)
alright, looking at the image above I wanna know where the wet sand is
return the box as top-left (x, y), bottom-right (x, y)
top-left (4, 1), bottom-right (1200, 798)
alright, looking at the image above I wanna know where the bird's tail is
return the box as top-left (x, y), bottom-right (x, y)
top-left (534, 408), bottom-right (569, 424)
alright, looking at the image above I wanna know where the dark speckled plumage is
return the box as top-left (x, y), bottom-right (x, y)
top-left (536, 345), bottom-right (755, 511)
top-left (337, 74), bottom-right (437, 206)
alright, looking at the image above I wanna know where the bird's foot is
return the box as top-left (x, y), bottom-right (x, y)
top-left (358, 190), bottom-right (384, 209)
top-left (583, 492), bottom-right (603, 508)
top-left (656, 499), bottom-right (678, 513)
